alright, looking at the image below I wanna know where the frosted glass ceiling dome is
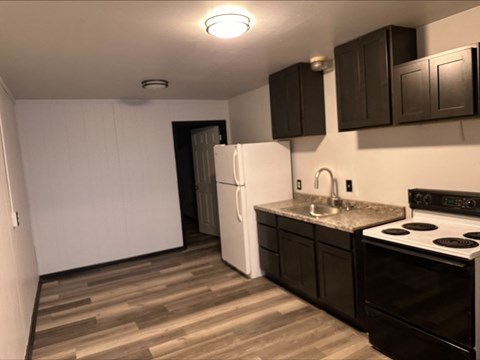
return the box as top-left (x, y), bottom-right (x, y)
top-left (205, 13), bottom-right (251, 39)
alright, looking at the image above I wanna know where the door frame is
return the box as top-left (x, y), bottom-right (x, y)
top-left (172, 120), bottom-right (228, 245)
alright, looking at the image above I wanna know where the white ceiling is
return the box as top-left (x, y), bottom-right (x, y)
top-left (0, 1), bottom-right (479, 100)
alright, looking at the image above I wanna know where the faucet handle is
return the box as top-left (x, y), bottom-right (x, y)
top-left (331, 196), bottom-right (342, 208)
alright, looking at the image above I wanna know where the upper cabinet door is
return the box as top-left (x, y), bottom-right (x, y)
top-left (269, 63), bottom-right (325, 139)
top-left (393, 60), bottom-right (430, 124)
top-left (269, 65), bottom-right (302, 139)
top-left (335, 26), bottom-right (417, 131)
top-left (358, 30), bottom-right (391, 128)
top-left (392, 45), bottom-right (478, 125)
top-left (430, 48), bottom-right (475, 119)
top-left (335, 40), bottom-right (363, 131)
top-left (336, 29), bottom-right (391, 131)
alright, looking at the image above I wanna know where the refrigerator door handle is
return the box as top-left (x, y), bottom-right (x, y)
top-left (233, 148), bottom-right (240, 186)
top-left (235, 187), bottom-right (243, 222)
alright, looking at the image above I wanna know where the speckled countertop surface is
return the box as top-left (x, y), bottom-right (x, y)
top-left (254, 193), bottom-right (405, 233)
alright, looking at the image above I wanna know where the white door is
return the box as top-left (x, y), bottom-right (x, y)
top-left (216, 182), bottom-right (250, 275)
top-left (213, 144), bottom-right (245, 186)
top-left (191, 126), bottom-right (220, 236)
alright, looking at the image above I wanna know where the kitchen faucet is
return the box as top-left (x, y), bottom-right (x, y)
top-left (314, 167), bottom-right (340, 207)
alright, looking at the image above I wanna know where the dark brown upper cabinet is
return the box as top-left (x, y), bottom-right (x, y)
top-left (269, 63), bottom-right (326, 139)
top-left (335, 26), bottom-right (417, 131)
top-left (393, 59), bottom-right (430, 123)
top-left (393, 45), bottom-right (478, 124)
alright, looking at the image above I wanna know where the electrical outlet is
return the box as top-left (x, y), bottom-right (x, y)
top-left (296, 179), bottom-right (302, 190)
top-left (346, 180), bottom-right (353, 192)
top-left (11, 211), bottom-right (19, 227)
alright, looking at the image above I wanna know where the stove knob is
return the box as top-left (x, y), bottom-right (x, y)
top-left (415, 193), bottom-right (423, 204)
top-left (423, 194), bottom-right (432, 205)
top-left (466, 199), bottom-right (477, 208)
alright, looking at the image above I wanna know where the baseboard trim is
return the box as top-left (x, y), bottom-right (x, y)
top-left (40, 246), bottom-right (185, 281)
top-left (25, 277), bottom-right (42, 360)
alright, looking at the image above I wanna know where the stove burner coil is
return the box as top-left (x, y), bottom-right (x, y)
top-left (464, 232), bottom-right (480, 240)
top-left (402, 222), bottom-right (438, 231)
top-left (433, 237), bottom-right (479, 248)
top-left (382, 228), bottom-right (410, 235)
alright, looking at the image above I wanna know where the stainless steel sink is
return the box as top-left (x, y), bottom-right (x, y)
top-left (281, 203), bottom-right (341, 218)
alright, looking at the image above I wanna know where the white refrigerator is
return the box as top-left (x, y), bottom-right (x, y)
top-left (213, 141), bottom-right (292, 279)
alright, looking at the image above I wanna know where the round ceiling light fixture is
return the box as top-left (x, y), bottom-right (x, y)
top-left (141, 79), bottom-right (169, 90)
top-left (205, 13), bottom-right (251, 39)
top-left (310, 56), bottom-right (330, 72)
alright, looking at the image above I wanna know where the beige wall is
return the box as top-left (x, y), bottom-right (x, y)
top-left (417, 6), bottom-right (480, 57)
top-left (0, 79), bottom-right (38, 359)
top-left (16, 99), bottom-right (228, 274)
top-left (228, 85), bottom-right (273, 144)
top-left (228, 6), bottom-right (480, 208)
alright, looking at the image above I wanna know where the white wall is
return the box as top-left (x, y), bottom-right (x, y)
top-left (228, 6), bottom-right (480, 208)
top-left (417, 6), bottom-right (480, 57)
top-left (16, 99), bottom-right (228, 275)
top-left (229, 85), bottom-right (273, 144)
top-left (0, 79), bottom-right (38, 359)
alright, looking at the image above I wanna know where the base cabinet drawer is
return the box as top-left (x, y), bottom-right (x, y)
top-left (256, 211), bottom-right (277, 227)
top-left (258, 224), bottom-right (278, 252)
top-left (259, 247), bottom-right (280, 279)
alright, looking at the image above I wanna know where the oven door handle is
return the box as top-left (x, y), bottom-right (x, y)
top-left (362, 238), bottom-right (470, 268)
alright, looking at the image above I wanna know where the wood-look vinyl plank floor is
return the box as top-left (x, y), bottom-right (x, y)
top-left (32, 231), bottom-right (390, 359)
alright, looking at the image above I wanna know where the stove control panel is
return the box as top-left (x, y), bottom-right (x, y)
top-left (409, 189), bottom-right (480, 217)
top-left (442, 196), bottom-right (476, 209)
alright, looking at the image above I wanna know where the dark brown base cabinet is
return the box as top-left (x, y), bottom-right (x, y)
top-left (256, 210), bottom-right (366, 330)
top-left (316, 243), bottom-right (355, 318)
top-left (279, 230), bottom-right (317, 299)
top-left (257, 212), bottom-right (281, 281)
top-left (394, 45), bottom-right (478, 124)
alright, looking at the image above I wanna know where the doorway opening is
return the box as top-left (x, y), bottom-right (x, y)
top-left (172, 120), bottom-right (228, 247)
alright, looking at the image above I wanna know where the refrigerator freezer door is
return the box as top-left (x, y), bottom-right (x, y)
top-left (216, 182), bottom-right (250, 275)
top-left (213, 144), bottom-right (245, 186)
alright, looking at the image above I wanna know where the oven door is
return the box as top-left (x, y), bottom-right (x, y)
top-left (363, 237), bottom-right (475, 349)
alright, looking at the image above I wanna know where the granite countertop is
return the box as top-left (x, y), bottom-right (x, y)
top-left (254, 193), bottom-right (406, 233)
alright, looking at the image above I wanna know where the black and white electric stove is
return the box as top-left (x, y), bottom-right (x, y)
top-left (362, 189), bottom-right (480, 360)
top-left (364, 192), bottom-right (480, 259)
